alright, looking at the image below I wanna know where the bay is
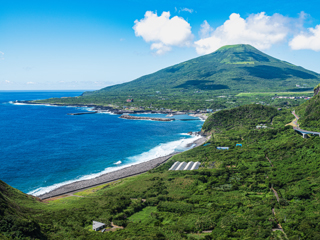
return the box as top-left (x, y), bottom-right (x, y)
top-left (0, 91), bottom-right (203, 196)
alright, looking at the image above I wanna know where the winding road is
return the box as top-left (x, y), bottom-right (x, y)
top-left (292, 111), bottom-right (320, 137)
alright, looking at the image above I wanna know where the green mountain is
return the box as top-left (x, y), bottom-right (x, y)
top-left (85, 44), bottom-right (319, 96)
top-left (36, 44), bottom-right (319, 110)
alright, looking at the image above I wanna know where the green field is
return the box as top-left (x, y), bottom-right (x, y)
top-left (236, 91), bottom-right (313, 97)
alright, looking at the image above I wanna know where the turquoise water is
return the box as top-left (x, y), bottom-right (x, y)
top-left (0, 91), bottom-right (203, 196)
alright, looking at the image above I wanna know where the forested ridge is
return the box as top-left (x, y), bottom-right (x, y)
top-left (1, 86), bottom-right (320, 239)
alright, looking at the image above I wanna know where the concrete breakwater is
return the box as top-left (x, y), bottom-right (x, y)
top-left (119, 115), bottom-right (174, 121)
top-left (67, 111), bottom-right (97, 115)
top-left (37, 153), bottom-right (177, 199)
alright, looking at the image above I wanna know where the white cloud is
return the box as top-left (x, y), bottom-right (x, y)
top-left (150, 43), bottom-right (172, 55)
top-left (195, 12), bottom-right (290, 55)
top-left (27, 82), bottom-right (35, 85)
top-left (289, 25), bottom-right (320, 51)
top-left (133, 11), bottom-right (193, 54)
top-left (5, 80), bottom-right (10, 83)
top-left (199, 20), bottom-right (213, 38)
top-left (180, 8), bottom-right (193, 14)
top-left (0, 51), bottom-right (4, 60)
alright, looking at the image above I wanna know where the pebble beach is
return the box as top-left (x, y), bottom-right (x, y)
top-left (37, 135), bottom-right (208, 200)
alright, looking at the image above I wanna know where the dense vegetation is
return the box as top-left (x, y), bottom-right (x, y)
top-left (296, 86), bottom-right (320, 131)
top-left (0, 180), bottom-right (45, 239)
top-left (202, 104), bottom-right (279, 134)
top-left (34, 44), bottom-right (319, 111)
top-left (2, 87), bottom-right (320, 239)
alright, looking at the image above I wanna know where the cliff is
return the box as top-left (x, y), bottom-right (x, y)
top-left (314, 83), bottom-right (320, 96)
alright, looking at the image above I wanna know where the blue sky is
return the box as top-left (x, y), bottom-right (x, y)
top-left (1, 0), bottom-right (320, 90)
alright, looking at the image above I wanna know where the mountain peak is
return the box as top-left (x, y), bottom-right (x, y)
top-left (216, 44), bottom-right (256, 52)
top-left (204, 44), bottom-right (274, 64)
top-left (78, 43), bottom-right (320, 100)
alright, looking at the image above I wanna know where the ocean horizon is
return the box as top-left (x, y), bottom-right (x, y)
top-left (0, 91), bottom-right (203, 196)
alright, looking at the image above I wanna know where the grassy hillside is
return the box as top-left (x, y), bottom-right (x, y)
top-left (296, 84), bottom-right (320, 131)
top-left (0, 180), bottom-right (45, 239)
top-left (202, 104), bottom-right (280, 134)
top-left (34, 44), bottom-right (319, 111)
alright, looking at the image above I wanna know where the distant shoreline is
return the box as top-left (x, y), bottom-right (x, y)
top-left (36, 135), bottom-right (208, 200)
top-left (14, 100), bottom-right (209, 118)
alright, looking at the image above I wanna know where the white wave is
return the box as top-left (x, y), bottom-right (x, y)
top-left (11, 102), bottom-right (95, 112)
top-left (99, 111), bottom-right (116, 115)
top-left (127, 135), bottom-right (202, 164)
top-left (114, 161), bottom-right (122, 165)
top-left (28, 164), bottom-right (130, 196)
top-left (12, 102), bottom-right (58, 107)
top-left (28, 134), bottom-right (202, 196)
top-left (77, 107), bottom-right (95, 111)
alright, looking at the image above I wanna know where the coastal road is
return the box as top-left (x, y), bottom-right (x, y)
top-left (291, 111), bottom-right (320, 137)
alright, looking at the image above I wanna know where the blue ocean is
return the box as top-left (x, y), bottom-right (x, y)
top-left (0, 91), bottom-right (203, 196)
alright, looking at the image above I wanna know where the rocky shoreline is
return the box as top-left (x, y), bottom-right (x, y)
top-left (14, 100), bottom-right (206, 117)
top-left (36, 135), bottom-right (209, 200)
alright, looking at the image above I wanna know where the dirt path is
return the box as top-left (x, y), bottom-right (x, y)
top-left (265, 155), bottom-right (287, 237)
top-left (271, 187), bottom-right (280, 202)
top-left (266, 155), bottom-right (274, 167)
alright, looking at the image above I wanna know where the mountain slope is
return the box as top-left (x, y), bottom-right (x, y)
top-left (0, 180), bottom-right (45, 239)
top-left (202, 104), bottom-right (279, 134)
top-left (296, 83), bottom-right (320, 131)
top-left (34, 44), bottom-right (319, 111)
top-left (85, 44), bottom-right (320, 96)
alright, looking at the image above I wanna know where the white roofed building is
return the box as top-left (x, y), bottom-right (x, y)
top-left (93, 221), bottom-right (105, 231)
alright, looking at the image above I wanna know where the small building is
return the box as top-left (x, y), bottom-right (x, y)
top-left (169, 161), bottom-right (200, 171)
top-left (217, 147), bottom-right (229, 150)
top-left (93, 221), bottom-right (105, 231)
top-left (236, 144), bottom-right (242, 147)
top-left (126, 99), bottom-right (134, 103)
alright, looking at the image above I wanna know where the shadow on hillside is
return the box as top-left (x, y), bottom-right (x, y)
top-left (174, 80), bottom-right (229, 90)
top-left (242, 66), bottom-right (317, 80)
